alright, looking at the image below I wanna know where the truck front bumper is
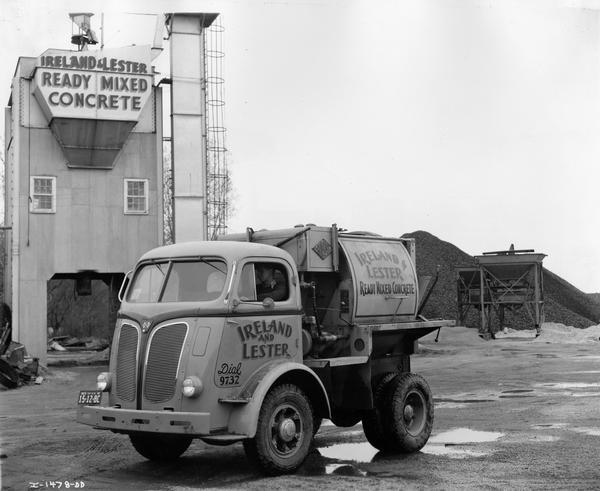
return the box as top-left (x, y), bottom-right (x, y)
top-left (77, 405), bottom-right (210, 435)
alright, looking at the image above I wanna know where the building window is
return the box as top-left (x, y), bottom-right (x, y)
top-left (124, 179), bottom-right (149, 214)
top-left (30, 176), bottom-right (56, 213)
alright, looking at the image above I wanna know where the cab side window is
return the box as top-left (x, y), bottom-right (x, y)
top-left (238, 262), bottom-right (289, 302)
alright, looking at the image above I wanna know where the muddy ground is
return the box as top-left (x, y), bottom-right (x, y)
top-left (1, 326), bottom-right (599, 490)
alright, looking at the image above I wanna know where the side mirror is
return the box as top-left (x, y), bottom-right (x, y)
top-left (262, 297), bottom-right (275, 309)
top-left (231, 298), bottom-right (240, 309)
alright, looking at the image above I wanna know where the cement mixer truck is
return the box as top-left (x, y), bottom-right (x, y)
top-left (77, 224), bottom-right (454, 474)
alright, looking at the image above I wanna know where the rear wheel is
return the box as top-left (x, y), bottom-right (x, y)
top-left (362, 372), bottom-right (399, 451)
top-left (363, 372), bottom-right (434, 453)
top-left (129, 433), bottom-right (192, 461)
top-left (387, 373), bottom-right (434, 452)
top-left (243, 384), bottom-right (313, 475)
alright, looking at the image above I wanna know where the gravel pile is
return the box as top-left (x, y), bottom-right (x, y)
top-left (403, 230), bottom-right (600, 329)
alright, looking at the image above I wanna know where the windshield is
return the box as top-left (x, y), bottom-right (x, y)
top-left (126, 259), bottom-right (227, 303)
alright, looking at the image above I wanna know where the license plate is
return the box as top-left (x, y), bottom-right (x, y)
top-left (78, 390), bottom-right (103, 405)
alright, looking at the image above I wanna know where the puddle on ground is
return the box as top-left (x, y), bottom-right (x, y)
top-left (435, 393), bottom-right (498, 404)
top-left (531, 423), bottom-right (568, 430)
top-left (435, 402), bottom-right (468, 409)
top-left (528, 434), bottom-right (560, 442)
top-left (421, 428), bottom-right (504, 459)
top-left (436, 383), bottom-right (599, 405)
top-left (536, 382), bottom-right (600, 389)
top-left (318, 428), bottom-right (504, 467)
top-left (428, 428), bottom-right (504, 445)
top-left (436, 398), bottom-right (497, 403)
top-left (318, 442), bottom-right (379, 463)
top-left (574, 355), bottom-right (600, 360)
top-left (570, 427), bottom-right (600, 437)
top-left (535, 353), bottom-right (558, 358)
top-left (500, 389), bottom-right (535, 399)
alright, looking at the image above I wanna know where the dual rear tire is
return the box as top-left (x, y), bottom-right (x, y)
top-left (362, 372), bottom-right (434, 453)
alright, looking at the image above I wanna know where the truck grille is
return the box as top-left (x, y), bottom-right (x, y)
top-left (143, 323), bottom-right (187, 403)
top-left (115, 324), bottom-right (139, 402)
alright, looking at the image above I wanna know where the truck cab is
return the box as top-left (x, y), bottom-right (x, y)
top-left (77, 225), bottom-right (454, 474)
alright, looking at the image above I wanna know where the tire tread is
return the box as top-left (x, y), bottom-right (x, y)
top-left (387, 372), bottom-right (434, 453)
top-left (244, 383), bottom-right (313, 475)
top-left (362, 372), bottom-right (399, 451)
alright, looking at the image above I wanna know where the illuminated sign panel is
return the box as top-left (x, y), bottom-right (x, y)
top-left (32, 45), bottom-right (153, 122)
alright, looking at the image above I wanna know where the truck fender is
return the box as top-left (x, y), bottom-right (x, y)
top-left (227, 360), bottom-right (331, 438)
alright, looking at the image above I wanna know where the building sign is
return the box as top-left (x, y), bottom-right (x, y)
top-left (32, 45), bottom-right (153, 122)
top-left (339, 237), bottom-right (418, 319)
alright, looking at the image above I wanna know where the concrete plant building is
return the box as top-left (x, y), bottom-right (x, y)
top-left (3, 13), bottom-right (220, 364)
top-left (3, 43), bottom-right (164, 363)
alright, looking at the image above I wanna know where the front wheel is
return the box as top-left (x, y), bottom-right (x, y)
top-left (129, 433), bottom-right (192, 461)
top-left (243, 384), bottom-right (313, 475)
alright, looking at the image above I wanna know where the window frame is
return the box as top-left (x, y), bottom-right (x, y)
top-left (30, 176), bottom-right (56, 214)
top-left (123, 178), bottom-right (149, 215)
top-left (237, 260), bottom-right (291, 303)
top-left (125, 257), bottom-right (228, 304)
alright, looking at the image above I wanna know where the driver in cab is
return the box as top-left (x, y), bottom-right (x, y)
top-left (255, 264), bottom-right (287, 301)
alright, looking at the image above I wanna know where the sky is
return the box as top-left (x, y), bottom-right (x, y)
top-left (1, 0), bottom-right (599, 293)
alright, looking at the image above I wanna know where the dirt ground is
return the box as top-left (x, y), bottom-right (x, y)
top-left (1, 326), bottom-right (599, 490)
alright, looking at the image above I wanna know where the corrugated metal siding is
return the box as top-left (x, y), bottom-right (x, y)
top-left (115, 324), bottom-right (139, 402)
top-left (143, 323), bottom-right (187, 403)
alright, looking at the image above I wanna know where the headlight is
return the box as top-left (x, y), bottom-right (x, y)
top-left (96, 372), bottom-right (112, 392)
top-left (182, 376), bottom-right (203, 398)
